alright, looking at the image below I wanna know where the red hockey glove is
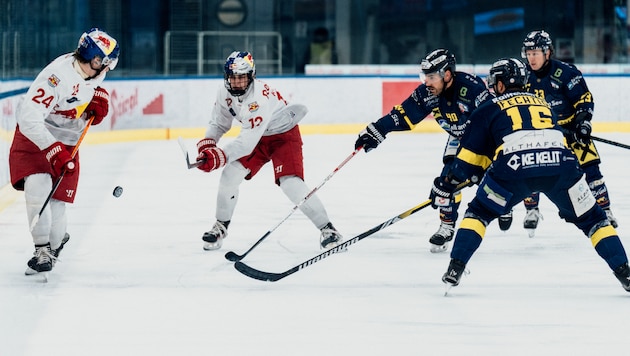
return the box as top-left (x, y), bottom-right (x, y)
top-left (196, 139), bottom-right (225, 172)
top-left (196, 138), bottom-right (217, 152)
top-left (86, 87), bottom-right (109, 125)
top-left (196, 146), bottom-right (227, 173)
top-left (45, 142), bottom-right (76, 176)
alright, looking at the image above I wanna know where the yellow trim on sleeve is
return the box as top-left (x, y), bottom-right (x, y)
top-left (457, 147), bottom-right (492, 170)
top-left (393, 105), bottom-right (416, 130)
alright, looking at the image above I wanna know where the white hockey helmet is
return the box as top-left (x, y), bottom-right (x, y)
top-left (223, 51), bottom-right (256, 96)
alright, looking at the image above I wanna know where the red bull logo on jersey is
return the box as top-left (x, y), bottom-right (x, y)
top-left (48, 74), bottom-right (60, 87)
top-left (248, 102), bottom-right (259, 112)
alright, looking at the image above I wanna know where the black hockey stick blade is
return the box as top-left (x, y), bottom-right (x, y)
top-left (224, 230), bottom-right (272, 262)
top-left (233, 180), bottom-right (474, 282)
top-left (224, 148), bottom-right (361, 262)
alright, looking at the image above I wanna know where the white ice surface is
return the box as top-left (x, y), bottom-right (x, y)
top-left (1, 132), bottom-right (629, 355)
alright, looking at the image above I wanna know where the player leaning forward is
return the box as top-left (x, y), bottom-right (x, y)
top-left (195, 51), bottom-right (343, 251)
top-left (355, 49), bottom-right (491, 253)
top-left (9, 28), bottom-right (118, 275)
top-left (429, 58), bottom-right (630, 292)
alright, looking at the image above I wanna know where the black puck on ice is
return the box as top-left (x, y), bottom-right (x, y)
top-left (113, 186), bottom-right (123, 197)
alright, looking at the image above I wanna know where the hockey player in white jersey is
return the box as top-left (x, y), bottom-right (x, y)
top-left (9, 28), bottom-right (119, 277)
top-left (195, 51), bottom-right (343, 251)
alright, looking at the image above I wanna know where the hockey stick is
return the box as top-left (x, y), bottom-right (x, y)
top-left (177, 137), bottom-right (204, 169)
top-left (234, 180), bottom-right (473, 281)
top-left (225, 147), bottom-right (362, 262)
top-left (559, 127), bottom-right (630, 150)
top-left (29, 116), bottom-right (95, 231)
top-left (590, 135), bottom-right (630, 150)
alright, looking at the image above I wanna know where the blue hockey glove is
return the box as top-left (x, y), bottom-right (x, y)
top-left (355, 123), bottom-right (386, 152)
top-left (430, 177), bottom-right (457, 209)
top-left (574, 120), bottom-right (592, 145)
top-left (573, 111), bottom-right (592, 145)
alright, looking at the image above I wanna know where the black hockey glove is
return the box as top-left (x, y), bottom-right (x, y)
top-left (573, 112), bottom-right (592, 145)
top-left (430, 176), bottom-right (458, 209)
top-left (355, 123), bottom-right (386, 152)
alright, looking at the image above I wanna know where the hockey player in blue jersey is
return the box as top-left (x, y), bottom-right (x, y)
top-left (430, 57), bottom-right (630, 293)
top-left (355, 49), bottom-right (491, 253)
top-left (502, 30), bottom-right (618, 237)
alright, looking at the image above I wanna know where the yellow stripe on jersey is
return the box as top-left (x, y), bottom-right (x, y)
top-left (590, 224), bottom-right (617, 247)
top-left (460, 217), bottom-right (487, 238)
top-left (456, 147), bottom-right (492, 170)
top-left (76, 103), bottom-right (89, 118)
top-left (394, 104), bottom-right (416, 130)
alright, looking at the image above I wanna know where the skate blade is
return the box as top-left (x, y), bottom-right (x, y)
top-left (444, 284), bottom-right (454, 296)
top-left (430, 243), bottom-right (449, 253)
top-left (25, 270), bottom-right (50, 283)
top-left (203, 242), bottom-right (223, 251)
top-left (526, 228), bottom-right (536, 238)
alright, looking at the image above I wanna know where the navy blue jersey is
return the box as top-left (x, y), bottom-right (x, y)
top-left (375, 71), bottom-right (491, 138)
top-left (449, 90), bottom-right (578, 182)
top-left (525, 58), bottom-right (594, 127)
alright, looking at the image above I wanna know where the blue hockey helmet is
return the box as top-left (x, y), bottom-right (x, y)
top-left (487, 58), bottom-right (527, 91)
top-left (77, 28), bottom-right (120, 70)
top-left (421, 49), bottom-right (456, 77)
top-left (224, 51), bottom-right (256, 96)
top-left (521, 30), bottom-right (554, 58)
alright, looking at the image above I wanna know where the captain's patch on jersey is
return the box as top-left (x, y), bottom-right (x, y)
top-left (48, 74), bottom-right (60, 87)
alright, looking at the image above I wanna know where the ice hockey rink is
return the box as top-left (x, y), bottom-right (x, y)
top-left (1, 132), bottom-right (629, 355)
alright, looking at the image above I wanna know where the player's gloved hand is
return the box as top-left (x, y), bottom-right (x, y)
top-left (196, 138), bottom-right (226, 173)
top-left (196, 138), bottom-right (217, 152)
top-left (86, 87), bottom-right (109, 125)
top-left (44, 142), bottom-right (76, 176)
top-left (430, 176), bottom-right (457, 209)
top-left (573, 119), bottom-right (592, 145)
top-left (355, 123), bottom-right (386, 152)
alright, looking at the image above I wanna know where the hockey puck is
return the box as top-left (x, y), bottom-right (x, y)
top-left (113, 186), bottom-right (123, 197)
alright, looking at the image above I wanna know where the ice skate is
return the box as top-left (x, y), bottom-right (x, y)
top-left (27, 233), bottom-right (69, 269)
top-left (429, 222), bottom-right (455, 253)
top-left (523, 208), bottom-right (543, 238)
top-left (442, 259), bottom-right (468, 295)
top-left (25, 243), bottom-right (54, 280)
top-left (604, 208), bottom-right (618, 228)
top-left (320, 222), bottom-right (343, 249)
top-left (498, 210), bottom-right (513, 231)
top-left (202, 221), bottom-right (228, 251)
top-left (613, 263), bottom-right (630, 292)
